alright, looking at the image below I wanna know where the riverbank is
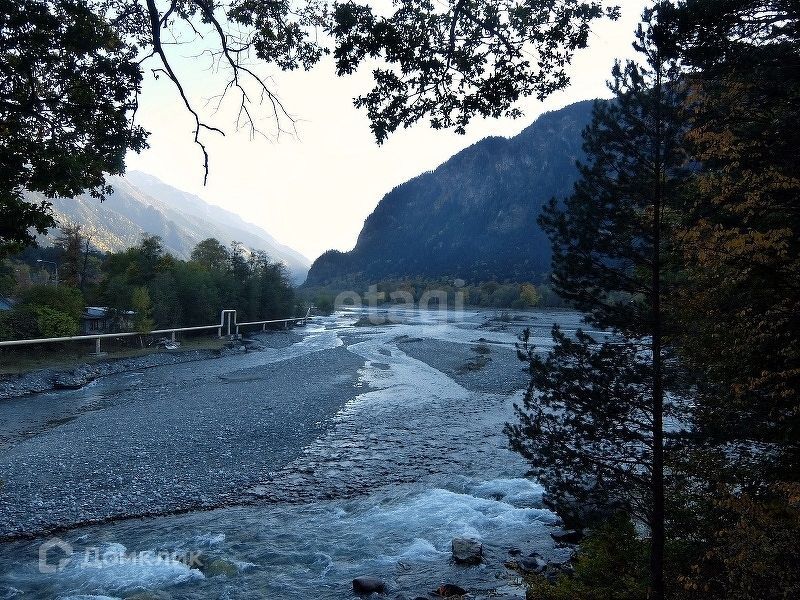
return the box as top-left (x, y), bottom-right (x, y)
top-left (0, 330), bottom-right (302, 400)
top-left (0, 325), bottom-right (351, 539)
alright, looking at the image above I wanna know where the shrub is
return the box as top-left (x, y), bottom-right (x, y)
top-left (0, 312), bottom-right (13, 341)
top-left (314, 294), bottom-right (335, 315)
top-left (20, 285), bottom-right (84, 321)
top-left (32, 305), bottom-right (79, 338)
top-left (0, 303), bottom-right (78, 340)
top-left (527, 514), bottom-right (648, 600)
top-left (0, 305), bottom-right (39, 340)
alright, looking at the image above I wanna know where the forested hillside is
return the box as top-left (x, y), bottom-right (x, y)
top-left (27, 172), bottom-right (310, 284)
top-left (306, 100), bottom-right (594, 286)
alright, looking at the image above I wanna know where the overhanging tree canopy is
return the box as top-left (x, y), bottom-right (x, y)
top-left (0, 0), bottom-right (146, 255)
top-left (1, 0), bottom-right (618, 257)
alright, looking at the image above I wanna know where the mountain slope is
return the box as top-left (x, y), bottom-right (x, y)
top-left (305, 99), bottom-right (595, 286)
top-left (124, 171), bottom-right (310, 273)
top-left (30, 173), bottom-right (311, 283)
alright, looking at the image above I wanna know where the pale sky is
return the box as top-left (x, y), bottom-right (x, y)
top-left (126, 1), bottom-right (648, 263)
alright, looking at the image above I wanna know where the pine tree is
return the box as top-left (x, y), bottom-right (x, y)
top-left (506, 7), bottom-right (688, 599)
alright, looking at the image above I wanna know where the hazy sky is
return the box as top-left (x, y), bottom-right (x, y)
top-left (126, 1), bottom-right (648, 262)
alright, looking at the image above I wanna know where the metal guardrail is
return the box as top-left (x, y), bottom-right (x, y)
top-left (0, 308), bottom-right (312, 354)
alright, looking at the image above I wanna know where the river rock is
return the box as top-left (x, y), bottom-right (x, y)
top-left (518, 554), bottom-right (547, 574)
top-left (451, 537), bottom-right (482, 564)
top-left (434, 583), bottom-right (467, 597)
top-left (550, 529), bottom-right (583, 545)
top-left (201, 558), bottom-right (239, 577)
top-left (353, 576), bottom-right (386, 594)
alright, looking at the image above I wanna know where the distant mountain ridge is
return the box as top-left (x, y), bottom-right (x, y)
top-left (305, 99), bottom-right (596, 286)
top-left (29, 171), bottom-right (311, 284)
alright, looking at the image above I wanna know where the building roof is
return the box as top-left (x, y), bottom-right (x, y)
top-left (81, 306), bottom-right (135, 320)
top-left (82, 306), bottom-right (110, 319)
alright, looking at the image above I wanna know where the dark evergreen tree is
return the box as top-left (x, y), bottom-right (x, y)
top-left (54, 224), bottom-right (93, 291)
top-left (506, 7), bottom-right (688, 599)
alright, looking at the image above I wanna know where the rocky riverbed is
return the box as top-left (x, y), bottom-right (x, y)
top-left (0, 308), bottom-right (587, 599)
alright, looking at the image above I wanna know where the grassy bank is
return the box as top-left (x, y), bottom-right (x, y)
top-left (0, 334), bottom-right (229, 376)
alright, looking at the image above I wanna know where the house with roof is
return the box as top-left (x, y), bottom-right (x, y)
top-left (81, 307), bottom-right (134, 334)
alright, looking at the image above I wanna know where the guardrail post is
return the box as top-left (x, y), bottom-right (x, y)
top-left (171, 331), bottom-right (176, 342)
top-left (95, 338), bottom-right (101, 355)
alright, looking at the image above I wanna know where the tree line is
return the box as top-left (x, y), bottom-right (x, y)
top-left (0, 234), bottom-right (300, 341)
top-left (305, 278), bottom-right (558, 313)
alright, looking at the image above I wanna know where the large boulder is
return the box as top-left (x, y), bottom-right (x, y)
top-left (451, 537), bottom-right (482, 564)
top-left (353, 576), bottom-right (386, 595)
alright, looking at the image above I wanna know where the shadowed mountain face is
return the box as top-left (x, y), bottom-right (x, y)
top-left (305, 100), bottom-right (595, 286)
top-left (30, 171), bottom-right (311, 284)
